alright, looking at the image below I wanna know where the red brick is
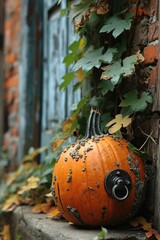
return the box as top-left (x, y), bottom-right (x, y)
top-left (137, 4), bottom-right (149, 16)
top-left (149, 0), bottom-right (158, 19)
top-left (143, 45), bottom-right (158, 65)
top-left (148, 22), bottom-right (158, 42)
top-left (5, 53), bottom-right (18, 64)
top-left (4, 74), bottom-right (19, 89)
top-left (148, 66), bottom-right (158, 88)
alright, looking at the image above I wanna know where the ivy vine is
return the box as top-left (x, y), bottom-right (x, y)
top-left (61, 0), bottom-right (152, 140)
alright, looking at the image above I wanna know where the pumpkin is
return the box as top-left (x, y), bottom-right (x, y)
top-left (51, 109), bottom-right (146, 227)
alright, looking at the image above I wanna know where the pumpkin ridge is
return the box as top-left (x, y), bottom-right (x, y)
top-left (94, 139), bottom-right (110, 225)
top-left (96, 137), bottom-right (118, 224)
top-left (83, 143), bottom-right (95, 225)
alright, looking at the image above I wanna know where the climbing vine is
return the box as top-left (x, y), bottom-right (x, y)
top-left (0, 0), bottom-right (153, 227)
top-left (61, 0), bottom-right (152, 139)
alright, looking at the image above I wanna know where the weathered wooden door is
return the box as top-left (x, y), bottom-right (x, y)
top-left (41, 0), bottom-right (81, 146)
top-left (18, 0), bottom-right (44, 160)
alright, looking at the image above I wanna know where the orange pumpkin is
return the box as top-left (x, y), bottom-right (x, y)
top-left (51, 109), bottom-right (146, 227)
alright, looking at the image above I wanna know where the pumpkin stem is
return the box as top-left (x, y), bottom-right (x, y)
top-left (84, 109), bottom-right (103, 139)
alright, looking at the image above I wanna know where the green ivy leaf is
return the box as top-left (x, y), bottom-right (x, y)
top-left (73, 47), bottom-right (117, 72)
top-left (63, 40), bottom-right (80, 67)
top-left (74, 97), bottom-right (89, 114)
top-left (89, 96), bottom-right (103, 108)
top-left (100, 13), bottom-right (134, 38)
top-left (101, 61), bottom-right (122, 85)
top-left (99, 80), bottom-right (115, 95)
top-left (101, 55), bottom-right (138, 85)
top-left (119, 90), bottom-right (152, 112)
top-left (122, 55), bottom-right (138, 76)
top-left (59, 72), bottom-right (75, 90)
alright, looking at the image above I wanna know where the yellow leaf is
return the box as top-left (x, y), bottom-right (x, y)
top-left (77, 68), bottom-right (86, 82)
top-left (27, 176), bottom-right (40, 184)
top-left (6, 171), bottom-right (19, 186)
top-left (32, 202), bottom-right (52, 214)
top-left (2, 225), bottom-right (11, 240)
top-left (2, 194), bottom-right (21, 212)
top-left (62, 115), bottom-right (77, 133)
top-left (106, 114), bottom-right (132, 134)
top-left (52, 136), bottom-right (66, 152)
top-left (79, 36), bottom-right (86, 50)
top-left (18, 176), bottom-right (40, 195)
top-left (46, 207), bottom-right (62, 220)
top-left (130, 216), bottom-right (152, 231)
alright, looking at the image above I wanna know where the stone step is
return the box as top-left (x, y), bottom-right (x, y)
top-left (11, 206), bottom-right (147, 240)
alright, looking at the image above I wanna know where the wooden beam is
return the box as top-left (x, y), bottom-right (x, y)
top-left (153, 0), bottom-right (160, 231)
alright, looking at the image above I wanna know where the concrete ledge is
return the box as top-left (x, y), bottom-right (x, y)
top-left (11, 206), bottom-right (147, 240)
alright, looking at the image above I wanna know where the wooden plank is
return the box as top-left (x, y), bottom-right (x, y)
top-left (66, 17), bottom-right (81, 118)
top-left (18, 0), bottom-right (44, 160)
top-left (153, 0), bottom-right (160, 230)
top-left (41, 0), bottom-right (49, 149)
top-left (18, 0), bottom-right (29, 160)
top-left (154, 134), bottom-right (160, 231)
top-left (41, 0), bottom-right (81, 153)
top-left (41, 0), bottom-right (67, 147)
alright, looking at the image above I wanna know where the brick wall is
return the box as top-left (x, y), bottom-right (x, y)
top-left (3, 0), bottom-right (21, 162)
top-left (131, 0), bottom-right (160, 229)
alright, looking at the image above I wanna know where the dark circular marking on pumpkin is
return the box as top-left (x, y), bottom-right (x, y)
top-left (66, 174), bottom-right (72, 183)
top-left (67, 205), bottom-right (83, 224)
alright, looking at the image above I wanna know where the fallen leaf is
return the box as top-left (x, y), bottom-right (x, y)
top-left (46, 207), bottom-right (63, 220)
top-left (6, 171), bottom-right (19, 186)
top-left (130, 216), bottom-right (152, 230)
top-left (2, 225), bottom-right (11, 240)
top-left (145, 231), bottom-right (153, 239)
top-left (2, 194), bottom-right (21, 212)
top-left (154, 230), bottom-right (160, 240)
top-left (130, 216), bottom-right (160, 240)
top-left (32, 202), bottom-right (52, 214)
top-left (18, 176), bottom-right (40, 195)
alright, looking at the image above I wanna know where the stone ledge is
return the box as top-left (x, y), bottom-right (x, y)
top-left (11, 206), bottom-right (147, 240)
